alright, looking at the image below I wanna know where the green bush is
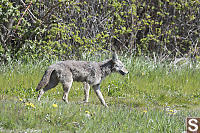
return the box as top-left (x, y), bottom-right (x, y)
top-left (0, 0), bottom-right (199, 62)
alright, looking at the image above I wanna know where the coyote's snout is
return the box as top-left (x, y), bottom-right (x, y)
top-left (36, 53), bottom-right (128, 107)
top-left (112, 54), bottom-right (129, 76)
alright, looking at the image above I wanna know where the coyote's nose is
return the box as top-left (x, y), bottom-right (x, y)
top-left (123, 68), bottom-right (129, 74)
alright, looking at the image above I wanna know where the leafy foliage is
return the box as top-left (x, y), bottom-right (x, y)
top-left (0, 0), bottom-right (199, 62)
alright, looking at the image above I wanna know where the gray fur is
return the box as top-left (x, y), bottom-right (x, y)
top-left (36, 53), bottom-right (128, 107)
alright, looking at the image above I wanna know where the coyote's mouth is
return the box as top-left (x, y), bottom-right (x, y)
top-left (119, 70), bottom-right (127, 75)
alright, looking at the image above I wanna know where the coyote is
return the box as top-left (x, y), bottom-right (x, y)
top-left (36, 53), bottom-right (128, 107)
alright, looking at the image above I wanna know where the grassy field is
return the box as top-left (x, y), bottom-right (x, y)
top-left (1, 56), bottom-right (200, 132)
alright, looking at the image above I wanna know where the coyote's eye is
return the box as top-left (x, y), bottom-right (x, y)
top-left (115, 64), bottom-right (122, 69)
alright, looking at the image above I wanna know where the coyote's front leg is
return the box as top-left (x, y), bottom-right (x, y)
top-left (83, 82), bottom-right (90, 103)
top-left (93, 84), bottom-right (108, 107)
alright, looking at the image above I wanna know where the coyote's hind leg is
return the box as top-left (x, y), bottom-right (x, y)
top-left (62, 80), bottom-right (73, 103)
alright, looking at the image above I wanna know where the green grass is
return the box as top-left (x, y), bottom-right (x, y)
top-left (1, 98), bottom-right (199, 132)
top-left (1, 56), bottom-right (200, 132)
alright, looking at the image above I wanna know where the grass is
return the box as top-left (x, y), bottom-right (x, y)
top-left (1, 55), bottom-right (200, 132)
top-left (1, 98), bottom-right (198, 132)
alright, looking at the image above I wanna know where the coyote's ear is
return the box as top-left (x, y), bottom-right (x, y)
top-left (112, 52), bottom-right (118, 62)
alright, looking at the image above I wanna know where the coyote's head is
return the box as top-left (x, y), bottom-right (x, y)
top-left (112, 53), bottom-right (129, 75)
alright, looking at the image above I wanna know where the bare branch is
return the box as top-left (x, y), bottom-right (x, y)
top-left (20, 0), bottom-right (39, 22)
top-left (16, 1), bottom-right (33, 30)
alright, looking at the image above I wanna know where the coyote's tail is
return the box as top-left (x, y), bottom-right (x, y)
top-left (36, 68), bottom-right (55, 91)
